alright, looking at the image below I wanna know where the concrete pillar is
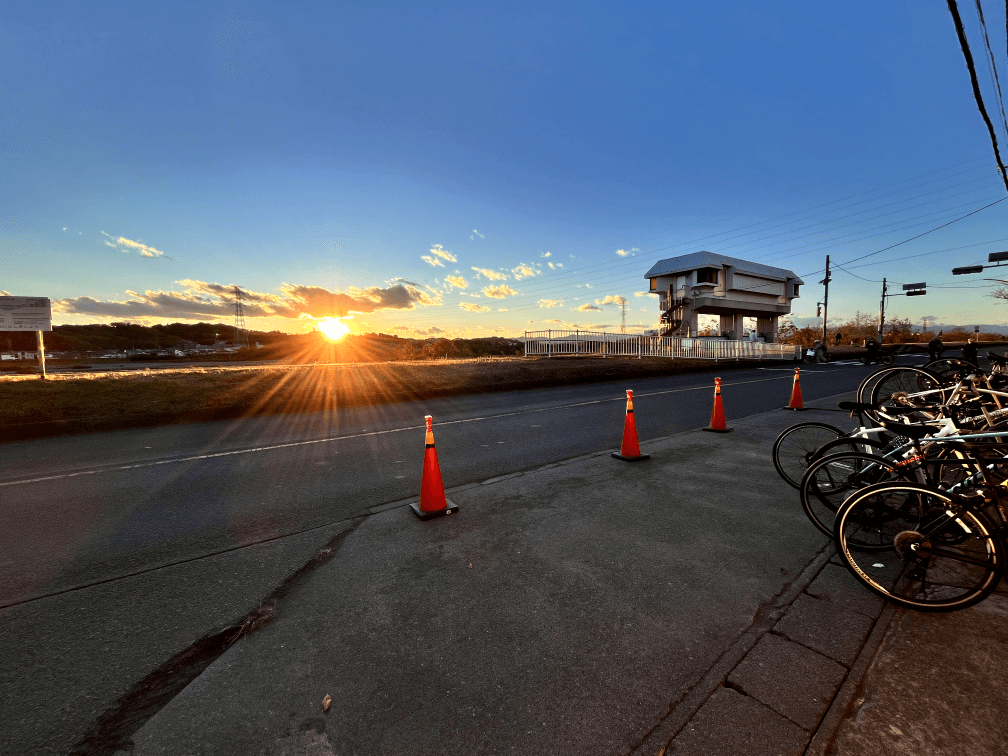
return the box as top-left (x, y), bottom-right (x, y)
top-left (733, 314), bottom-right (745, 340)
top-left (687, 310), bottom-right (699, 337)
top-left (756, 316), bottom-right (778, 343)
top-left (719, 314), bottom-right (734, 337)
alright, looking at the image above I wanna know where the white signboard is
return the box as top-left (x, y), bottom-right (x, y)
top-left (0, 297), bottom-right (52, 332)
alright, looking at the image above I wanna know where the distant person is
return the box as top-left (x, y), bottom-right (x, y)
top-left (834, 332), bottom-right (842, 347)
top-left (928, 335), bottom-right (943, 361)
top-left (963, 339), bottom-right (978, 366)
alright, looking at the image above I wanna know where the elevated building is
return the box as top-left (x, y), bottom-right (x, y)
top-left (644, 252), bottom-right (802, 342)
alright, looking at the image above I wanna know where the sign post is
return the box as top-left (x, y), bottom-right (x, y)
top-left (0, 297), bottom-right (52, 380)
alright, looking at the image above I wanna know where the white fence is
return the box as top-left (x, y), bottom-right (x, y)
top-left (523, 330), bottom-right (800, 361)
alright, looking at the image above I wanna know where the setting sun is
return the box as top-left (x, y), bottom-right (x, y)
top-left (317, 317), bottom-right (350, 341)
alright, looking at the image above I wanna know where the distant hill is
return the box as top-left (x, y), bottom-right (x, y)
top-left (1, 323), bottom-right (523, 362)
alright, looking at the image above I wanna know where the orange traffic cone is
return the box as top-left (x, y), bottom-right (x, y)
top-left (784, 367), bottom-right (805, 410)
top-left (410, 415), bottom-right (458, 520)
top-left (612, 389), bottom-right (650, 461)
top-left (703, 377), bottom-right (733, 433)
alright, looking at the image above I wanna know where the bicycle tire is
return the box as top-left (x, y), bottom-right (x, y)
top-left (808, 435), bottom-right (891, 463)
top-left (834, 482), bottom-right (1003, 611)
top-left (869, 367), bottom-right (947, 411)
top-left (772, 422), bottom-right (845, 489)
top-left (922, 358), bottom-right (977, 382)
top-left (800, 451), bottom-right (915, 538)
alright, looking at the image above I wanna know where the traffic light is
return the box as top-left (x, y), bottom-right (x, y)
top-left (902, 282), bottom-right (926, 297)
top-left (953, 265), bottom-right (984, 275)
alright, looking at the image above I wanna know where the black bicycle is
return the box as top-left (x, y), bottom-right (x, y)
top-left (834, 479), bottom-right (1008, 611)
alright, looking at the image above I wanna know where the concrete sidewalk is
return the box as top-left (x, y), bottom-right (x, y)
top-left (125, 393), bottom-right (1007, 755)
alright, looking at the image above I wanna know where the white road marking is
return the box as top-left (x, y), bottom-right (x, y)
top-left (1, 373), bottom-right (793, 488)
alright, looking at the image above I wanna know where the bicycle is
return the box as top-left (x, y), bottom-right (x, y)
top-left (833, 479), bottom-right (1008, 611)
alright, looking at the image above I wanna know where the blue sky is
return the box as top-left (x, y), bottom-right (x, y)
top-left (4, 1), bottom-right (1008, 338)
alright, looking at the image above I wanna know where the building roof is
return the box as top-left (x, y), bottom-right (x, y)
top-left (643, 251), bottom-right (803, 284)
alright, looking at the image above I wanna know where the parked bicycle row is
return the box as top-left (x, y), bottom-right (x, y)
top-left (772, 354), bottom-right (1008, 612)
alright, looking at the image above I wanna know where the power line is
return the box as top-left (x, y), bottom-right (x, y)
top-left (973, 0), bottom-right (1008, 141)
top-left (947, 0), bottom-right (1008, 191)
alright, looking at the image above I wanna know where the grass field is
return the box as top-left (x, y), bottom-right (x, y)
top-left (0, 356), bottom-right (786, 442)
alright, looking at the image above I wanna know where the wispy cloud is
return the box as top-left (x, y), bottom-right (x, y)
top-left (445, 275), bottom-right (469, 289)
top-left (428, 244), bottom-right (457, 262)
top-left (102, 231), bottom-right (167, 259)
top-left (471, 267), bottom-right (508, 280)
top-left (596, 295), bottom-right (627, 306)
top-left (615, 249), bottom-right (631, 257)
top-left (460, 302), bottom-right (491, 313)
top-left (470, 229), bottom-right (485, 240)
top-left (421, 255), bottom-right (445, 267)
top-left (538, 299), bottom-right (564, 308)
top-left (511, 263), bottom-right (538, 280)
top-left (577, 303), bottom-right (602, 312)
top-left (541, 251), bottom-right (551, 258)
top-left (634, 291), bottom-right (653, 297)
top-left (483, 284), bottom-right (518, 299)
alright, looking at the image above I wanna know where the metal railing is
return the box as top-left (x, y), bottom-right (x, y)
top-left (523, 330), bottom-right (799, 361)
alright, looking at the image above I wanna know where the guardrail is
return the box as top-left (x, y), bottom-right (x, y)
top-left (523, 330), bottom-right (799, 361)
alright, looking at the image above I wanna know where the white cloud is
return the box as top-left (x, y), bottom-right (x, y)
top-left (541, 251), bottom-right (551, 258)
top-left (460, 302), bottom-right (491, 313)
top-left (511, 263), bottom-right (538, 280)
top-left (445, 275), bottom-right (469, 289)
top-left (471, 267), bottom-right (508, 280)
top-left (483, 284), bottom-right (518, 299)
top-left (538, 299), bottom-right (564, 308)
top-left (428, 244), bottom-right (457, 262)
top-left (634, 291), bottom-right (653, 297)
top-left (596, 295), bottom-right (627, 306)
top-left (577, 303), bottom-right (602, 312)
top-left (615, 249), bottom-right (631, 257)
top-left (102, 231), bottom-right (167, 258)
top-left (54, 278), bottom-right (442, 322)
top-left (421, 255), bottom-right (445, 267)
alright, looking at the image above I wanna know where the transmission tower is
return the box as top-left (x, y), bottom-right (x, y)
top-left (233, 285), bottom-right (250, 349)
top-left (620, 300), bottom-right (627, 334)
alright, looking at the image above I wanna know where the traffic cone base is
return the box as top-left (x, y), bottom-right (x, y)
top-left (702, 425), bottom-right (734, 434)
top-left (783, 367), bottom-right (806, 410)
top-left (612, 450), bottom-right (651, 461)
top-left (613, 389), bottom-right (650, 462)
top-left (410, 499), bottom-right (459, 520)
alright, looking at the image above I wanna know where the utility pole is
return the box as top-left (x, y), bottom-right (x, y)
top-left (820, 255), bottom-right (831, 346)
top-left (877, 277), bottom-right (888, 342)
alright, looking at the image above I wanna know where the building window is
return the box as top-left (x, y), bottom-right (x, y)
top-left (650, 278), bottom-right (657, 291)
top-left (792, 284), bottom-right (800, 297)
top-left (696, 268), bottom-right (718, 284)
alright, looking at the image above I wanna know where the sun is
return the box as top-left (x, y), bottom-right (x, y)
top-left (318, 317), bottom-right (350, 341)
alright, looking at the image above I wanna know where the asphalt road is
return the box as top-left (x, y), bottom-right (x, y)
top-left (0, 358), bottom-right (904, 754)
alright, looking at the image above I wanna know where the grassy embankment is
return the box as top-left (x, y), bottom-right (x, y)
top-left (0, 356), bottom-right (776, 441)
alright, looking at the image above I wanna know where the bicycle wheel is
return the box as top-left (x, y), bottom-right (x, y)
top-left (869, 367), bottom-right (948, 411)
top-left (856, 367), bottom-right (896, 403)
top-left (800, 451), bottom-right (913, 538)
top-left (772, 422), bottom-right (845, 489)
top-left (834, 482), bottom-right (1003, 611)
top-left (808, 434), bottom-right (892, 463)
top-left (922, 358), bottom-right (977, 382)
